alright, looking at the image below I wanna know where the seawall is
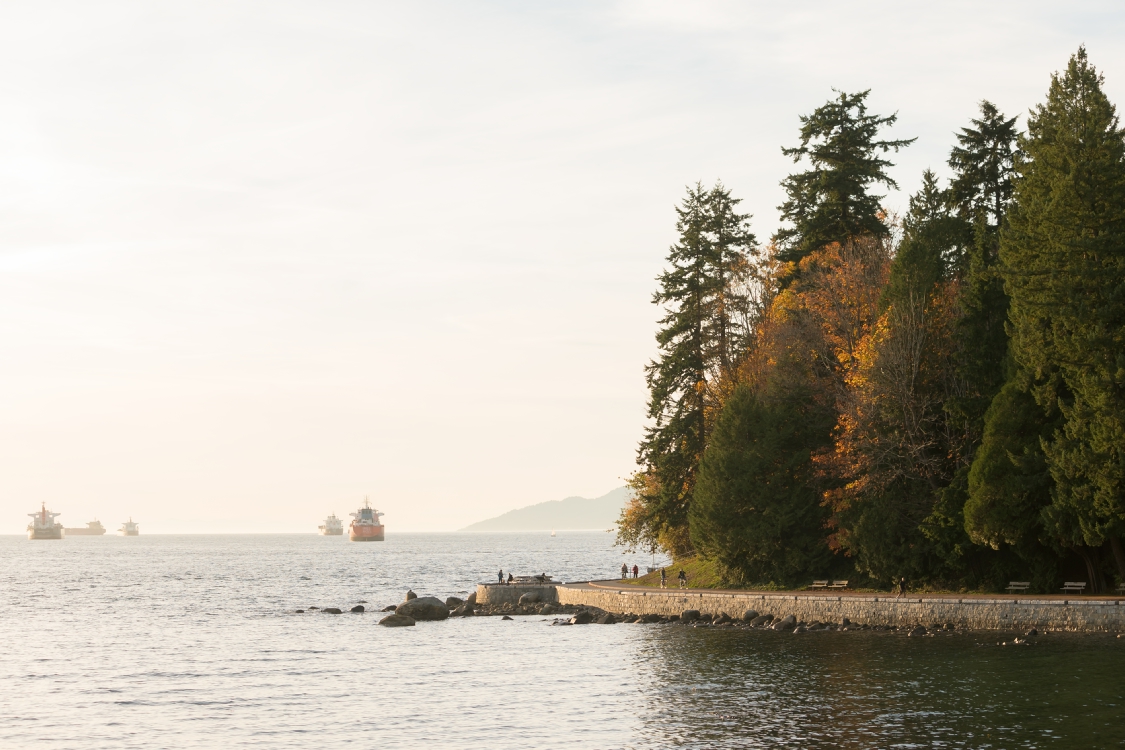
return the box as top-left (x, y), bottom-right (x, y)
top-left (477, 582), bottom-right (1125, 632)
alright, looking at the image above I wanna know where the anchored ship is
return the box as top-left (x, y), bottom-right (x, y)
top-left (28, 503), bottom-right (64, 540)
top-left (118, 518), bottom-right (140, 536)
top-left (64, 520), bottom-right (107, 536)
top-left (348, 499), bottom-right (385, 542)
top-left (318, 513), bottom-right (344, 536)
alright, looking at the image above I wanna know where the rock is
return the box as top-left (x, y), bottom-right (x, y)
top-left (518, 592), bottom-right (540, 606)
top-left (395, 596), bottom-right (450, 621)
top-left (382, 605), bottom-right (398, 612)
top-left (596, 613), bottom-right (616, 624)
top-left (466, 592), bottom-right (477, 605)
top-left (450, 603), bottom-right (474, 617)
top-left (308, 606), bottom-right (319, 610)
top-left (571, 611), bottom-right (595, 625)
top-left (741, 610), bottom-right (759, 623)
top-left (404, 590), bottom-right (418, 601)
top-left (539, 603), bottom-right (557, 616)
top-left (772, 615), bottom-right (796, 631)
top-left (501, 615), bottom-right (513, 621)
top-left (295, 609), bottom-right (305, 613)
top-left (446, 597), bottom-right (464, 608)
top-left (908, 625), bottom-right (927, 637)
top-left (681, 609), bottom-right (700, 622)
top-left (841, 617), bottom-right (851, 627)
top-left (1025, 628), bottom-right (1038, 637)
top-left (323, 607), bottom-right (343, 615)
top-left (350, 605), bottom-right (365, 613)
top-left (357, 600), bottom-right (367, 604)
top-left (715, 613), bottom-right (732, 625)
top-left (641, 613), bottom-right (663, 624)
top-left (793, 625), bottom-right (808, 634)
top-left (749, 615), bottom-right (773, 628)
top-left (379, 614), bottom-right (416, 627)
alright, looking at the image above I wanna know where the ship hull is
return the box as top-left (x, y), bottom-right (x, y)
top-left (64, 528), bottom-right (106, 536)
top-left (118, 530), bottom-right (139, 536)
top-left (28, 528), bottom-right (63, 540)
top-left (349, 525), bottom-right (385, 542)
top-left (319, 529), bottom-right (344, 536)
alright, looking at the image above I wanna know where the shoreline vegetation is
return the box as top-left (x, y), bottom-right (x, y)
top-left (619, 48), bottom-right (1125, 596)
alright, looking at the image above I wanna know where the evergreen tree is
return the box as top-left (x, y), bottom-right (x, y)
top-left (630, 183), bottom-right (757, 557)
top-left (1001, 48), bottom-right (1125, 586)
top-left (776, 90), bottom-right (914, 268)
top-left (690, 384), bottom-right (833, 586)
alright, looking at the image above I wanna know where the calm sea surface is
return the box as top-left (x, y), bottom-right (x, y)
top-left (1, 532), bottom-right (1123, 749)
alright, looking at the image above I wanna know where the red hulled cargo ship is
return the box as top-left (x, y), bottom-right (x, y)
top-left (348, 498), bottom-right (385, 542)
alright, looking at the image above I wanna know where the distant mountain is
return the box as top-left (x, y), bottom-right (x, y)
top-left (460, 487), bottom-right (630, 531)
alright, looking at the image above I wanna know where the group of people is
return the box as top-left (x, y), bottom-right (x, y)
top-left (620, 563), bottom-right (687, 589)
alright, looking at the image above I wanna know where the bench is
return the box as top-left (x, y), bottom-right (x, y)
top-left (827, 580), bottom-right (849, 589)
top-left (1116, 582), bottom-right (1125, 594)
top-left (1006, 581), bottom-right (1030, 593)
top-left (809, 580), bottom-right (829, 589)
top-left (1061, 581), bottom-right (1086, 594)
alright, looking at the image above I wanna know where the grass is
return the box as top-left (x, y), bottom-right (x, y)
top-left (616, 557), bottom-right (725, 588)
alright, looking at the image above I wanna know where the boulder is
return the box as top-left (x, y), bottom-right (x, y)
top-left (350, 605), bottom-right (365, 613)
top-left (908, 625), bottom-right (927, 637)
top-left (596, 613), bottom-right (616, 625)
top-left (841, 617), bottom-right (852, 627)
top-left (1025, 628), bottom-right (1038, 637)
top-left (793, 625), bottom-right (808, 634)
top-left (681, 609), bottom-right (700, 622)
top-left (741, 609), bottom-right (759, 623)
top-left (404, 590), bottom-right (418, 601)
top-left (539, 603), bottom-right (557, 615)
top-left (450, 603), bottom-right (474, 617)
top-left (396, 596), bottom-right (450, 621)
top-left (518, 592), bottom-right (540, 606)
top-left (772, 615), bottom-right (797, 631)
top-left (379, 614), bottom-right (416, 627)
top-left (466, 592), bottom-right (477, 605)
top-left (446, 596), bottom-right (464, 608)
top-left (714, 613), bottom-right (733, 625)
top-left (749, 615), bottom-right (773, 628)
top-left (571, 611), bottom-right (595, 625)
top-left (381, 605), bottom-right (398, 612)
top-left (295, 609), bottom-right (305, 613)
top-left (640, 613), bottom-right (663, 624)
top-left (308, 606), bottom-right (319, 610)
top-left (501, 615), bottom-right (513, 621)
top-left (323, 607), bottom-right (343, 615)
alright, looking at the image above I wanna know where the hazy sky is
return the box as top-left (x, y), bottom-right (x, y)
top-left (2, 1), bottom-right (1123, 533)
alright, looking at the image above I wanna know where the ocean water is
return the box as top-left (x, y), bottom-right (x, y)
top-left (2, 532), bottom-right (1123, 749)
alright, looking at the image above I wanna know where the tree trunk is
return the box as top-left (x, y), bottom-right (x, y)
top-left (1077, 547), bottom-right (1101, 594)
top-left (1109, 536), bottom-right (1125, 585)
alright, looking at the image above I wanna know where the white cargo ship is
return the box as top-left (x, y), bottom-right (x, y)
top-left (28, 503), bottom-right (64, 540)
top-left (118, 518), bottom-right (140, 536)
top-left (318, 513), bottom-right (344, 536)
top-left (64, 520), bottom-right (107, 536)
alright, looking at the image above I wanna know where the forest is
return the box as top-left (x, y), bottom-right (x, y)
top-left (618, 48), bottom-right (1125, 594)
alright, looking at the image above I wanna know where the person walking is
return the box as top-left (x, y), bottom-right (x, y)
top-left (498, 569), bottom-right (504, 585)
top-left (632, 564), bottom-right (639, 579)
top-left (621, 563), bottom-right (629, 580)
top-left (897, 576), bottom-right (906, 598)
top-left (678, 569), bottom-right (687, 589)
top-left (660, 568), bottom-right (667, 589)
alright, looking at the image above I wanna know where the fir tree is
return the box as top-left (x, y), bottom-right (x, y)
top-left (1002, 48), bottom-right (1125, 586)
top-left (776, 90), bottom-right (914, 268)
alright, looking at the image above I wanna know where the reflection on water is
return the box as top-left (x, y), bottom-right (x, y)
top-left (0, 533), bottom-right (1122, 748)
top-left (632, 626), bottom-right (1125, 748)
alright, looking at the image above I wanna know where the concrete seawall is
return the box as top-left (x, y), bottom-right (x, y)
top-left (477, 584), bottom-right (559, 606)
top-left (476, 582), bottom-right (1125, 632)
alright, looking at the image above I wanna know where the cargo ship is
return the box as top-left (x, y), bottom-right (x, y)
top-left (348, 499), bottom-right (385, 542)
top-left (64, 520), bottom-right (107, 536)
top-left (318, 513), bottom-right (344, 536)
top-left (28, 503), bottom-right (64, 540)
top-left (118, 518), bottom-right (140, 536)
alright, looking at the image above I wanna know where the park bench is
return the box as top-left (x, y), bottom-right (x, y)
top-left (827, 580), bottom-right (849, 589)
top-left (1116, 582), bottom-right (1125, 594)
top-left (809, 580), bottom-right (829, 589)
top-left (1061, 581), bottom-right (1086, 594)
top-left (1006, 581), bottom-right (1030, 593)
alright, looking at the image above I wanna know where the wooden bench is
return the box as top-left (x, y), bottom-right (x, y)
top-left (1116, 582), bottom-right (1125, 594)
top-left (809, 580), bottom-right (829, 589)
top-left (827, 580), bottom-right (849, 589)
top-left (1061, 581), bottom-right (1086, 594)
top-left (1006, 581), bottom-right (1030, 593)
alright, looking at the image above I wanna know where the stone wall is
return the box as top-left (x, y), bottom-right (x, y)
top-left (476, 583), bottom-right (559, 606)
top-left (543, 583), bottom-right (1125, 632)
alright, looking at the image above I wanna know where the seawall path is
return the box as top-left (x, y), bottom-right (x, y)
top-left (477, 581), bottom-right (1125, 632)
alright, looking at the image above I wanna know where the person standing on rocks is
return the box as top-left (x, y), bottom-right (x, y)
top-left (660, 568), bottom-right (667, 588)
top-left (632, 564), bottom-right (639, 579)
top-left (621, 563), bottom-right (628, 579)
top-left (678, 569), bottom-right (687, 589)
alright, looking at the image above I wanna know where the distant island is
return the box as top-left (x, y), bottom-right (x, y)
top-left (460, 487), bottom-right (629, 531)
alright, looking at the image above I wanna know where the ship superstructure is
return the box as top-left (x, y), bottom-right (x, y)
top-left (28, 503), bottom-right (64, 540)
top-left (118, 518), bottom-right (140, 536)
top-left (318, 513), bottom-right (344, 536)
top-left (64, 520), bottom-right (107, 536)
top-left (348, 499), bottom-right (385, 542)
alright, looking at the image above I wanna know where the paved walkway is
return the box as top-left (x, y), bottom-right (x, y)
top-left (572, 579), bottom-right (1125, 603)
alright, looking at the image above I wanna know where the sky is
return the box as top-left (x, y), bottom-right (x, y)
top-left (2, 1), bottom-right (1124, 533)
